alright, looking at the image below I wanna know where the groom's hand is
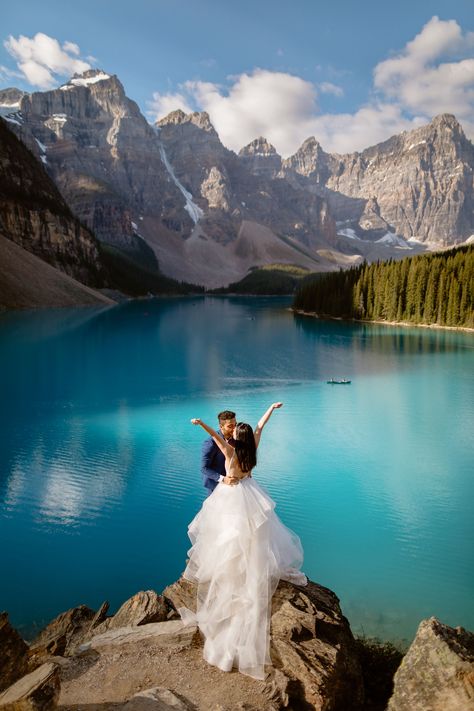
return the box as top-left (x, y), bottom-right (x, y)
top-left (223, 476), bottom-right (239, 486)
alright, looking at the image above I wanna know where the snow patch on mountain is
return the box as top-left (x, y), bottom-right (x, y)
top-left (2, 114), bottom-right (22, 126)
top-left (156, 129), bottom-right (204, 224)
top-left (338, 228), bottom-right (361, 240)
top-left (35, 137), bottom-right (48, 165)
top-left (407, 140), bottom-right (427, 151)
top-left (376, 232), bottom-right (412, 249)
top-left (60, 72), bottom-right (111, 90)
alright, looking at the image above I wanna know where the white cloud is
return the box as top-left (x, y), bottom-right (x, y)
top-left (62, 41), bottom-right (80, 56)
top-left (4, 32), bottom-right (91, 89)
top-left (147, 90), bottom-right (194, 119)
top-left (374, 16), bottom-right (474, 131)
top-left (184, 70), bottom-right (319, 155)
top-left (0, 64), bottom-right (23, 82)
top-left (318, 82), bottom-right (344, 97)
top-left (148, 16), bottom-right (474, 155)
top-left (149, 69), bottom-right (421, 156)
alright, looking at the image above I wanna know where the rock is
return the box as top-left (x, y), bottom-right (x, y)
top-left (6, 67), bottom-right (472, 292)
top-left (86, 599), bottom-right (110, 632)
top-left (239, 137), bottom-right (282, 179)
top-left (8, 71), bottom-right (191, 252)
top-left (123, 686), bottom-right (192, 710)
top-left (162, 579), bottom-right (197, 614)
top-left (92, 591), bottom-right (169, 636)
top-left (0, 662), bottom-right (60, 710)
top-left (76, 620), bottom-right (198, 655)
top-left (0, 88), bottom-right (27, 110)
top-left (0, 118), bottom-right (108, 290)
top-left (164, 577), bottom-right (364, 710)
top-left (28, 604), bottom-right (97, 663)
top-left (388, 617), bottom-right (474, 711)
top-left (283, 113), bottom-right (474, 246)
top-left (0, 613), bottom-right (29, 693)
top-left (268, 580), bottom-right (364, 710)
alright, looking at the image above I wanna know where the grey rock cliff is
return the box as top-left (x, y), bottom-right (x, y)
top-left (282, 114), bottom-right (474, 245)
top-left (8, 70), bottom-right (191, 252)
top-left (3, 73), bottom-right (336, 287)
top-left (0, 117), bottom-right (109, 291)
top-left (4, 68), bottom-right (473, 288)
top-left (156, 109), bottom-right (337, 284)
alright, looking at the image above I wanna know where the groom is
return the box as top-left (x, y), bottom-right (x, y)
top-left (201, 409), bottom-right (236, 495)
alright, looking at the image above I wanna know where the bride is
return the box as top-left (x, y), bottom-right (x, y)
top-left (179, 402), bottom-right (307, 680)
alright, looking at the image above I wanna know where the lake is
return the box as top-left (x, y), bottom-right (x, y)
top-left (0, 296), bottom-right (473, 645)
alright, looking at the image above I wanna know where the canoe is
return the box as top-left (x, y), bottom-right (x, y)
top-left (327, 379), bottom-right (351, 384)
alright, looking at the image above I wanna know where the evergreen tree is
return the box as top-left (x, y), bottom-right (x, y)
top-left (292, 245), bottom-right (473, 329)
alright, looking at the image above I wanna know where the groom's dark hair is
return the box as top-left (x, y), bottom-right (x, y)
top-left (218, 410), bottom-right (235, 422)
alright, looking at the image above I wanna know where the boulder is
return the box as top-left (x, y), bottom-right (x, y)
top-left (123, 686), bottom-right (192, 710)
top-left (76, 619), bottom-right (198, 655)
top-left (27, 604), bottom-right (97, 663)
top-left (0, 613), bottom-right (29, 693)
top-left (164, 577), bottom-right (364, 710)
top-left (388, 617), bottom-right (474, 711)
top-left (268, 580), bottom-right (364, 709)
top-left (0, 662), bottom-right (60, 710)
top-left (162, 579), bottom-right (197, 614)
top-left (91, 590), bottom-right (169, 636)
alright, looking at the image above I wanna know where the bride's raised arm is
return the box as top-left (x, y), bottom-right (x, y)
top-left (254, 402), bottom-right (283, 448)
top-left (190, 418), bottom-right (234, 457)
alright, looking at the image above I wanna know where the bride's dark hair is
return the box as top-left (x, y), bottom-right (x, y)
top-left (234, 422), bottom-right (257, 473)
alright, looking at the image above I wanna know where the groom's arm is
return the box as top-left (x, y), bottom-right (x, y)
top-left (201, 439), bottom-right (224, 483)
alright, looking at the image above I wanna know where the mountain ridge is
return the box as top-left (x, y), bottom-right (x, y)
top-left (1, 69), bottom-right (473, 289)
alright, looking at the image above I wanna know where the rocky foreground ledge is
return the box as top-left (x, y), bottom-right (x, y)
top-left (1, 577), bottom-right (473, 711)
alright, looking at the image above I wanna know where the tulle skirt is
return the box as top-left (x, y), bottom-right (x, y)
top-left (178, 477), bottom-right (307, 680)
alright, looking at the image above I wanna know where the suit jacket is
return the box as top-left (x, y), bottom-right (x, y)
top-left (201, 437), bottom-right (226, 493)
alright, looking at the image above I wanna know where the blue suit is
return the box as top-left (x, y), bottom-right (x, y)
top-left (201, 437), bottom-right (226, 495)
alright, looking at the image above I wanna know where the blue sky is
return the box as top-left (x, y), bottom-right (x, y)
top-left (1, 0), bottom-right (473, 155)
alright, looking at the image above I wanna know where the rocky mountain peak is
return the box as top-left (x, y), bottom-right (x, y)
top-left (283, 135), bottom-right (329, 180)
top-left (299, 136), bottom-right (323, 152)
top-left (238, 136), bottom-right (282, 179)
top-left (430, 113), bottom-right (462, 131)
top-left (188, 111), bottom-right (215, 132)
top-left (156, 109), bottom-right (187, 127)
top-left (0, 88), bottom-right (27, 108)
top-left (60, 68), bottom-right (114, 89)
top-left (239, 136), bottom-right (278, 157)
top-left (156, 109), bottom-right (216, 134)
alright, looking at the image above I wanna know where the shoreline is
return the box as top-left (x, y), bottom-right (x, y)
top-left (292, 309), bottom-right (474, 333)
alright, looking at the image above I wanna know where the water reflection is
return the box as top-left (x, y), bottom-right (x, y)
top-left (2, 410), bottom-right (133, 528)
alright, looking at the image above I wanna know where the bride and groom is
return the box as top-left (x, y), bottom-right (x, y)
top-left (178, 403), bottom-right (307, 681)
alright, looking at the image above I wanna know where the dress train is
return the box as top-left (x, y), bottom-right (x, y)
top-left (178, 477), bottom-right (307, 680)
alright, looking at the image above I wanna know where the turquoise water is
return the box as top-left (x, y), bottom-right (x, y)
top-left (0, 296), bottom-right (473, 645)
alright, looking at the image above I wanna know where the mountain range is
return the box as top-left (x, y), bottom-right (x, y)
top-left (1, 68), bottom-right (474, 295)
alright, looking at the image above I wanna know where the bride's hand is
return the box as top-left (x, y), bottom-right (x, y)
top-left (272, 402), bottom-right (283, 409)
top-left (223, 476), bottom-right (239, 486)
top-left (191, 418), bottom-right (201, 425)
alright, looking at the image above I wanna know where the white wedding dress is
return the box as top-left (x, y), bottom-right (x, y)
top-left (178, 455), bottom-right (307, 680)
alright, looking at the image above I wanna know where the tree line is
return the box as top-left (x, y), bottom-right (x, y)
top-left (293, 245), bottom-right (474, 328)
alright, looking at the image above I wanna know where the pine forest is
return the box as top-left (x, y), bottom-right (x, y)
top-left (293, 245), bottom-right (474, 329)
